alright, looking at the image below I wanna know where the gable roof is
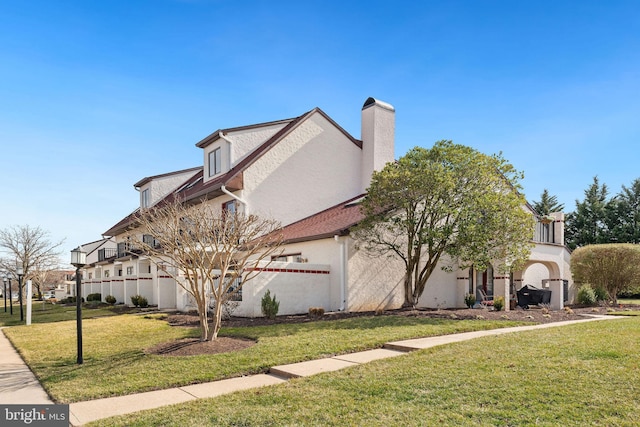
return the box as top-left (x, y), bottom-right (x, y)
top-left (133, 167), bottom-right (202, 189)
top-left (277, 195), bottom-right (366, 244)
top-left (103, 107), bottom-right (362, 237)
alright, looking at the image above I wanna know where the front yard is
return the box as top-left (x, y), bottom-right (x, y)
top-left (91, 315), bottom-right (640, 427)
top-left (3, 312), bottom-right (527, 403)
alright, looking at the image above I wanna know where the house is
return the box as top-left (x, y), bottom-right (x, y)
top-left (78, 97), bottom-right (573, 315)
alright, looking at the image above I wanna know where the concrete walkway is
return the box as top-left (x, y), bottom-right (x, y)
top-left (0, 327), bottom-right (53, 404)
top-left (0, 315), bottom-right (620, 426)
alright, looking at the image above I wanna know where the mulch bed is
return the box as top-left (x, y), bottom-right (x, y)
top-left (147, 305), bottom-right (633, 357)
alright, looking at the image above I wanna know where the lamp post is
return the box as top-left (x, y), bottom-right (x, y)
top-left (16, 263), bottom-right (24, 322)
top-left (70, 246), bottom-right (86, 365)
top-left (3, 277), bottom-right (6, 313)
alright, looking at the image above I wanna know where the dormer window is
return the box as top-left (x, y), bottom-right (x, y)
top-left (209, 147), bottom-right (222, 177)
top-left (141, 188), bottom-right (150, 208)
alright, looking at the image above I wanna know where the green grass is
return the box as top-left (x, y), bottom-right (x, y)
top-left (3, 314), bottom-right (527, 403)
top-left (618, 298), bottom-right (640, 305)
top-left (91, 317), bottom-right (640, 427)
top-left (0, 301), bottom-right (117, 326)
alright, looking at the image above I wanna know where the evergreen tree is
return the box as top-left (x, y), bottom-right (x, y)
top-left (610, 178), bottom-right (640, 243)
top-left (565, 177), bottom-right (611, 249)
top-left (532, 189), bottom-right (565, 215)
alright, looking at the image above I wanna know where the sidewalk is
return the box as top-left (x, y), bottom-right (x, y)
top-left (1, 315), bottom-right (619, 426)
top-left (0, 327), bottom-right (53, 404)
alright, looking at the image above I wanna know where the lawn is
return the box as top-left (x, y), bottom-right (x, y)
top-left (90, 316), bottom-right (640, 427)
top-left (0, 300), bottom-right (118, 327)
top-left (3, 314), bottom-right (528, 403)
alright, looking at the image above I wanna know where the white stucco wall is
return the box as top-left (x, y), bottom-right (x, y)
top-left (202, 123), bottom-right (288, 184)
top-left (244, 112), bottom-right (363, 227)
top-left (140, 169), bottom-right (199, 208)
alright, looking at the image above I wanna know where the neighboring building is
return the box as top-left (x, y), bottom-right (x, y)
top-left (77, 97), bottom-right (572, 315)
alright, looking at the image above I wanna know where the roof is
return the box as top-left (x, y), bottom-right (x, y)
top-left (277, 195), bottom-right (366, 244)
top-left (103, 106), bottom-right (362, 237)
top-left (133, 167), bottom-right (202, 189)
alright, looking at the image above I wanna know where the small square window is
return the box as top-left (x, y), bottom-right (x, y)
top-left (126, 266), bottom-right (134, 276)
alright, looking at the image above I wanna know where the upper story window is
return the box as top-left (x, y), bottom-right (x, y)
top-left (223, 200), bottom-right (237, 215)
top-left (209, 147), bottom-right (222, 177)
top-left (141, 188), bottom-right (150, 208)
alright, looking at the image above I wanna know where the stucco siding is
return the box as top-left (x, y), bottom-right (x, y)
top-left (244, 112), bottom-right (363, 227)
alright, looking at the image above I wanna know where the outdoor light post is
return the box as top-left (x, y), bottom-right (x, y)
top-left (70, 247), bottom-right (86, 365)
top-left (17, 263), bottom-right (24, 322)
top-left (3, 277), bottom-right (6, 313)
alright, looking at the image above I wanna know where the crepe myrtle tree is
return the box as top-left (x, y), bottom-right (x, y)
top-left (127, 198), bottom-right (283, 341)
top-left (570, 244), bottom-right (640, 304)
top-left (353, 141), bottom-right (535, 308)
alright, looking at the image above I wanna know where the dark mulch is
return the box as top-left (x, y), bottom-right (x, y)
top-left (148, 305), bottom-right (632, 357)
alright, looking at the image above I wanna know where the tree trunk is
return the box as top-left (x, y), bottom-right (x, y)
top-left (207, 298), bottom-right (224, 341)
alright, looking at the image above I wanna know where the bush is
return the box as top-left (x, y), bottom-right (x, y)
top-left (261, 289), bottom-right (279, 319)
top-left (493, 296), bottom-right (505, 311)
top-left (593, 286), bottom-right (608, 302)
top-left (131, 294), bottom-right (149, 308)
top-left (87, 293), bottom-right (102, 302)
top-left (308, 307), bottom-right (325, 317)
top-left (464, 293), bottom-right (476, 308)
top-left (105, 295), bottom-right (116, 305)
top-left (577, 285), bottom-right (597, 306)
top-left (61, 296), bottom-right (84, 304)
top-left (138, 296), bottom-right (148, 308)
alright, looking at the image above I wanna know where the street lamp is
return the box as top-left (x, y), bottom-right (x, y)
top-left (3, 277), bottom-right (6, 313)
top-left (16, 262), bottom-right (24, 322)
top-left (70, 246), bottom-right (86, 365)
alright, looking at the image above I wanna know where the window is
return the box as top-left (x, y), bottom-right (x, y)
top-left (271, 253), bottom-right (303, 262)
top-left (88, 273), bottom-right (93, 280)
top-left (208, 147), bottom-right (222, 177)
top-left (141, 188), bottom-right (150, 208)
top-left (222, 200), bottom-right (236, 215)
top-left (126, 266), bottom-right (134, 276)
top-left (104, 270), bottom-right (110, 278)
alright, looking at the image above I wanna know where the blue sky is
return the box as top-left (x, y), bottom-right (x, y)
top-left (1, 0), bottom-right (639, 262)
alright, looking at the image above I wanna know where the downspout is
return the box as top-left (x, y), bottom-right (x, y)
top-left (334, 235), bottom-right (347, 311)
top-left (221, 185), bottom-right (248, 210)
top-left (218, 131), bottom-right (248, 211)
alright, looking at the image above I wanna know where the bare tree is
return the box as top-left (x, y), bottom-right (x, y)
top-left (0, 225), bottom-right (64, 299)
top-left (127, 199), bottom-right (283, 341)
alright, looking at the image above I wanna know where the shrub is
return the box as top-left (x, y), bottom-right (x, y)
top-left (261, 289), bottom-right (279, 319)
top-left (593, 286), bottom-right (608, 302)
top-left (464, 293), bottom-right (476, 308)
top-left (577, 285), bottom-right (597, 306)
top-left (105, 295), bottom-right (116, 305)
top-left (308, 307), bottom-right (325, 317)
top-left (493, 296), bottom-right (505, 312)
top-left (138, 296), bottom-right (148, 308)
top-left (87, 293), bottom-right (102, 302)
top-left (61, 296), bottom-right (84, 304)
top-left (130, 294), bottom-right (144, 307)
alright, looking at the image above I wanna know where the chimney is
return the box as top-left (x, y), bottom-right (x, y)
top-left (361, 97), bottom-right (395, 193)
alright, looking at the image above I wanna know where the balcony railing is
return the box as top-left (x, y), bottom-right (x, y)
top-left (533, 221), bottom-right (556, 244)
top-left (98, 248), bottom-right (117, 262)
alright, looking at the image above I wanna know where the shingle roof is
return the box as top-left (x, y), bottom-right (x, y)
top-left (277, 195), bottom-right (366, 244)
top-left (103, 106), bottom-right (362, 237)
